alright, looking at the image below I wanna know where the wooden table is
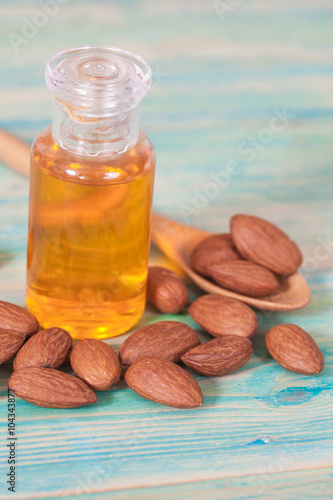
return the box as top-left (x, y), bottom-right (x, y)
top-left (0, 1), bottom-right (332, 498)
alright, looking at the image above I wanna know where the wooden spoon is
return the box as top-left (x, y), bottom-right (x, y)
top-left (0, 128), bottom-right (311, 311)
top-left (151, 212), bottom-right (311, 311)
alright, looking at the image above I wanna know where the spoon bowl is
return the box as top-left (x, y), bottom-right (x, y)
top-left (151, 213), bottom-right (311, 311)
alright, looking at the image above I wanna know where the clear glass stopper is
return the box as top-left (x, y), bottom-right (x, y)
top-left (45, 46), bottom-right (152, 156)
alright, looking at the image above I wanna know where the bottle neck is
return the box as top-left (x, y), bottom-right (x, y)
top-left (52, 98), bottom-right (140, 157)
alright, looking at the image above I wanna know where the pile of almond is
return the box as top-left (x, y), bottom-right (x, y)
top-left (191, 214), bottom-right (302, 296)
top-left (0, 214), bottom-right (325, 410)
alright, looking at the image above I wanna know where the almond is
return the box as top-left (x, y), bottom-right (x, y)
top-left (70, 339), bottom-right (121, 391)
top-left (0, 300), bottom-right (39, 337)
top-left (181, 336), bottom-right (253, 376)
top-left (119, 321), bottom-right (200, 366)
top-left (265, 324), bottom-right (324, 375)
top-left (189, 294), bottom-right (257, 338)
top-left (191, 233), bottom-right (241, 277)
top-left (8, 367), bottom-right (97, 408)
top-left (230, 214), bottom-right (302, 276)
top-left (13, 327), bottom-right (72, 371)
top-left (0, 329), bottom-right (26, 365)
top-left (147, 266), bottom-right (188, 314)
top-left (209, 260), bottom-right (279, 297)
top-left (125, 356), bottom-right (203, 408)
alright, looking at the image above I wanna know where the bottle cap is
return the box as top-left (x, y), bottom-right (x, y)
top-left (45, 46), bottom-right (152, 156)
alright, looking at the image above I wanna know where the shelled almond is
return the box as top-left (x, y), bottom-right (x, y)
top-left (190, 233), bottom-right (241, 277)
top-left (189, 294), bottom-right (258, 338)
top-left (70, 339), bottom-right (121, 391)
top-left (230, 214), bottom-right (302, 276)
top-left (125, 356), bottom-right (203, 408)
top-left (0, 300), bottom-right (39, 337)
top-left (265, 324), bottom-right (324, 375)
top-left (0, 329), bottom-right (26, 365)
top-left (119, 320), bottom-right (200, 365)
top-left (147, 266), bottom-right (189, 314)
top-left (181, 336), bottom-right (253, 377)
top-left (13, 327), bottom-right (72, 370)
top-left (209, 260), bottom-right (280, 297)
top-left (8, 367), bottom-right (97, 408)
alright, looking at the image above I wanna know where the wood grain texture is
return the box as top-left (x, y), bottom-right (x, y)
top-left (0, 0), bottom-right (333, 498)
top-left (28, 468), bottom-right (333, 500)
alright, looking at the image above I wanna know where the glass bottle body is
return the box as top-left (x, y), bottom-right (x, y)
top-left (27, 126), bottom-right (155, 339)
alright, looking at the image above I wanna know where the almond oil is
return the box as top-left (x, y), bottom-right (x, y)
top-left (26, 47), bottom-right (155, 339)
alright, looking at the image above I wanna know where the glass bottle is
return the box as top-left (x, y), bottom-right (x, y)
top-left (26, 46), bottom-right (155, 340)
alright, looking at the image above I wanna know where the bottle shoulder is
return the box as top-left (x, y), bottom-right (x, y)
top-left (31, 125), bottom-right (155, 185)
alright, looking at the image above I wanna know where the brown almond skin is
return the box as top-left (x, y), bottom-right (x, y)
top-left (181, 336), bottom-right (253, 376)
top-left (125, 356), bottom-right (203, 408)
top-left (8, 367), bottom-right (97, 408)
top-left (265, 324), bottom-right (324, 375)
top-left (70, 339), bottom-right (121, 391)
top-left (119, 321), bottom-right (201, 366)
top-left (13, 327), bottom-right (72, 371)
top-left (230, 214), bottom-right (302, 276)
top-left (0, 328), bottom-right (26, 365)
top-left (0, 300), bottom-right (39, 338)
top-left (147, 266), bottom-right (189, 314)
top-left (189, 294), bottom-right (257, 338)
top-left (209, 260), bottom-right (280, 297)
top-left (191, 233), bottom-right (241, 277)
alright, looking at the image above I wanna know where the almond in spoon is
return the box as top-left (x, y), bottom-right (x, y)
top-left (125, 356), bottom-right (203, 408)
top-left (190, 233), bottom-right (241, 277)
top-left (230, 214), bottom-right (302, 276)
top-left (209, 260), bottom-right (279, 297)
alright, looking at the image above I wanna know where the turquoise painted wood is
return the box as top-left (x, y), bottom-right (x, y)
top-left (0, 0), bottom-right (333, 498)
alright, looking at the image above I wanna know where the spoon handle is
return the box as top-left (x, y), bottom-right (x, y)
top-left (151, 212), bottom-right (210, 266)
top-left (0, 128), bottom-right (30, 177)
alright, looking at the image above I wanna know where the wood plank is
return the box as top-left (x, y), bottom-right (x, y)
top-left (30, 467), bottom-right (333, 500)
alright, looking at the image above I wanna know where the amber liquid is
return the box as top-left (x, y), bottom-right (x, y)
top-left (27, 126), bottom-right (155, 339)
